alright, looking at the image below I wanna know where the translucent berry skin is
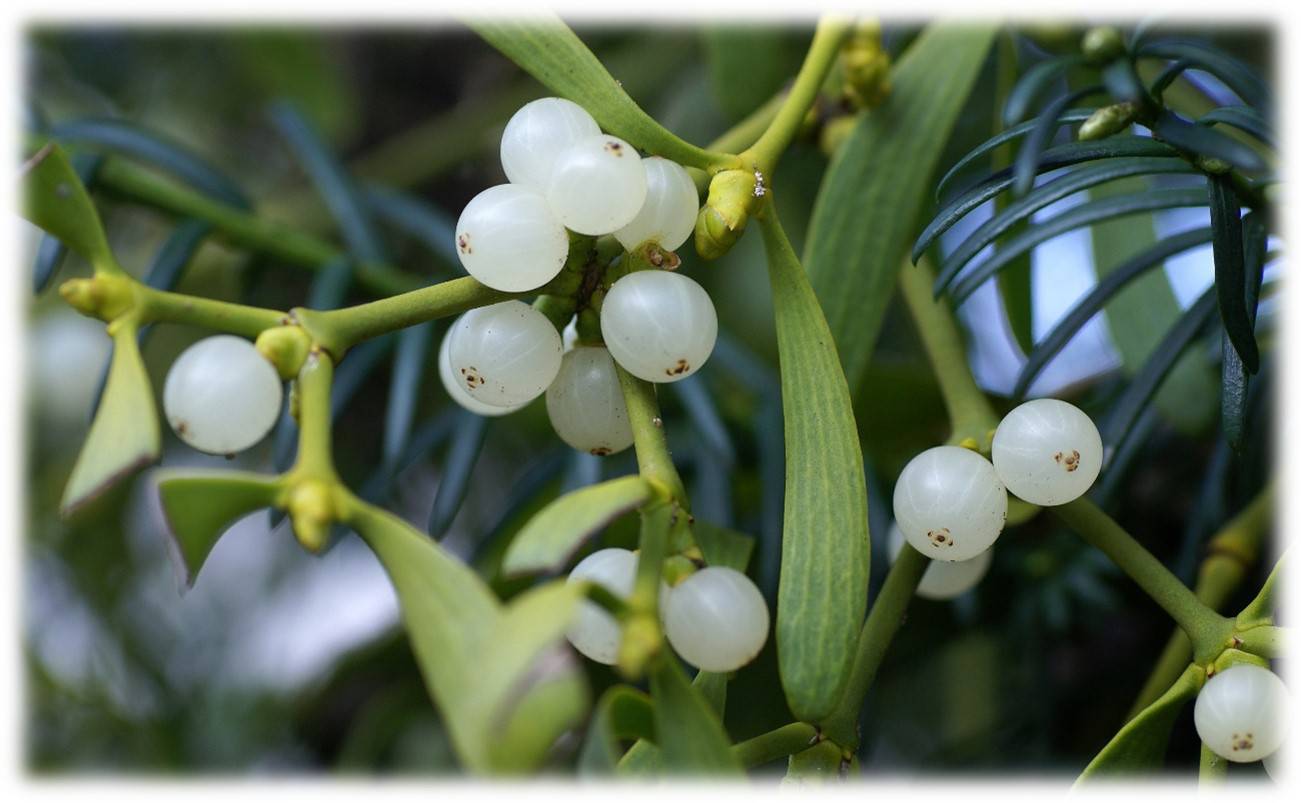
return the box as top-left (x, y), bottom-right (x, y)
top-left (892, 445), bottom-right (1007, 562)
top-left (1195, 664), bottom-right (1290, 763)
top-left (546, 347), bottom-right (634, 456)
top-left (162, 335), bottom-right (283, 455)
top-left (454, 184), bottom-right (570, 292)
top-left (992, 398), bottom-right (1104, 506)
top-left (499, 97), bottom-right (601, 191)
top-left (600, 270), bottom-right (718, 383)
top-left (446, 301), bottom-right (562, 408)
top-left (886, 523), bottom-right (992, 600)
top-left (614, 156), bottom-right (699, 252)
top-left (437, 327), bottom-right (526, 417)
top-left (546, 134), bottom-right (648, 235)
top-left (565, 548), bottom-right (637, 665)
top-left (663, 567), bottom-right (769, 672)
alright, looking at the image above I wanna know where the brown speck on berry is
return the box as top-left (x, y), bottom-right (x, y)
top-left (590, 447), bottom-right (612, 456)
top-left (458, 233), bottom-right (472, 254)
top-left (175, 420), bottom-right (189, 436)
top-left (928, 528), bottom-right (954, 548)
top-left (460, 366), bottom-right (485, 389)
top-left (604, 140), bottom-right (624, 156)
top-left (666, 358), bottom-right (690, 376)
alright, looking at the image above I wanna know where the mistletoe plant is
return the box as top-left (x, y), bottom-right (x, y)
top-left (23, 16), bottom-right (1282, 781)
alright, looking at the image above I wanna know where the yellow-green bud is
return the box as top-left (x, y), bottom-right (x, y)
top-left (289, 480), bottom-right (335, 553)
top-left (255, 324), bottom-right (312, 380)
top-left (57, 274), bottom-right (134, 322)
top-left (1081, 26), bottom-right (1126, 65)
top-left (1078, 102), bottom-right (1140, 141)
top-left (694, 169), bottom-right (760, 261)
top-left (819, 115), bottom-right (858, 156)
top-left (840, 19), bottom-right (891, 110)
top-left (1196, 155), bottom-right (1233, 175)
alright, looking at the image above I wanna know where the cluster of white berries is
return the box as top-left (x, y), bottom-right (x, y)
top-left (443, 97), bottom-right (718, 456)
top-left (1195, 663), bottom-right (1290, 766)
top-left (889, 398), bottom-right (1104, 597)
top-left (564, 547), bottom-right (769, 673)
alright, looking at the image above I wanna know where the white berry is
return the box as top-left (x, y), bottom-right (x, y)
top-left (600, 270), bottom-right (717, 383)
top-left (500, 97), bottom-right (601, 191)
top-left (614, 156), bottom-right (699, 252)
top-left (546, 346), bottom-right (634, 456)
top-left (163, 335), bottom-right (282, 455)
top-left (546, 134), bottom-right (647, 235)
top-left (437, 327), bottom-right (525, 417)
top-left (663, 566), bottom-right (769, 672)
top-left (1195, 664), bottom-right (1290, 763)
top-left (565, 548), bottom-right (637, 665)
top-left (992, 398), bottom-right (1104, 506)
top-left (454, 184), bottom-right (569, 292)
top-left (446, 301), bottom-right (562, 407)
top-left (892, 445), bottom-right (1007, 562)
top-left (887, 523), bottom-right (992, 600)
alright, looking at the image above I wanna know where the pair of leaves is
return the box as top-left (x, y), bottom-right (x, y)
top-left (468, 16), bottom-right (724, 169)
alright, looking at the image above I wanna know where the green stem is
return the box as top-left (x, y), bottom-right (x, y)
top-left (1237, 546), bottom-right (1284, 627)
top-left (898, 257), bottom-right (1000, 448)
top-left (292, 349), bottom-right (338, 481)
top-left (821, 545), bottom-right (929, 748)
top-left (741, 16), bottom-right (852, 176)
top-left (30, 136), bottom-right (426, 297)
top-left (615, 365), bottom-right (689, 509)
top-left (1237, 624), bottom-right (1286, 659)
top-left (1052, 498), bottom-right (1232, 661)
top-left (298, 277), bottom-right (515, 355)
top-left (732, 722), bottom-right (821, 767)
top-left (138, 286), bottom-right (286, 340)
top-left (1127, 487), bottom-right (1273, 718)
top-left (1199, 742), bottom-right (1227, 785)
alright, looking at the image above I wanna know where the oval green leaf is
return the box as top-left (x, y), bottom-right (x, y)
top-left (1076, 663), bottom-right (1202, 782)
top-left (60, 324), bottom-right (160, 517)
top-left (21, 143), bottom-right (117, 272)
top-left (156, 469), bottom-right (284, 587)
top-left (760, 206), bottom-right (870, 723)
top-left (502, 474), bottom-right (654, 576)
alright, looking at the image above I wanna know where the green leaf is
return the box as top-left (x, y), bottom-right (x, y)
top-left (50, 118), bottom-right (250, 209)
top-left (1076, 663), bottom-right (1201, 781)
top-left (1087, 179), bottom-right (1217, 433)
top-left (761, 206), bottom-right (871, 723)
top-left (935, 158), bottom-right (1197, 290)
top-left (1003, 54), bottom-right (1085, 125)
top-left (578, 685), bottom-right (656, 774)
top-left (1151, 111), bottom-right (1268, 172)
top-left (805, 22), bottom-right (997, 393)
top-left (1222, 212), bottom-right (1268, 451)
top-left (649, 656), bottom-right (742, 775)
top-left (427, 410), bottom-right (488, 539)
top-left (156, 470), bottom-right (284, 586)
top-left (692, 519), bottom-right (754, 572)
top-left (60, 323), bottom-right (160, 517)
top-left (1012, 85), bottom-right (1104, 197)
top-left (914, 136), bottom-right (1180, 261)
top-left (1014, 227), bottom-right (1215, 399)
top-left (1208, 175), bottom-right (1259, 374)
top-left (350, 501), bottom-right (589, 773)
top-left (947, 188), bottom-right (1209, 303)
top-left (1137, 39), bottom-right (1270, 111)
top-left (468, 16), bottom-right (724, 169)
top-left (1101, 286), bottom-right (1219, 451)
top-left (502, 474), bottom-right (655, 576)
top-left (21, 143), bottom-right (117, 272)
top-left (934, 109), bottom-right (1097, 203)
top-left (31, 153), bottom-right (104, 294)
top-left (1199, 105), bottom-right (1274, 148)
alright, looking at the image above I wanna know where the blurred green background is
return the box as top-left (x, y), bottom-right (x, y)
top-left (23, 21), bottom-right (1275, 775)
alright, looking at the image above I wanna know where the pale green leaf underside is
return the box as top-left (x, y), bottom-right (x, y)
top-left (502, 474), bottom-right (654, 576)
top-left (1076, 662), bottom-right (1201, 782)
top-left (804, 24), bottom-right (999, 392)
top-left (649, 656), bottom-right (742, 775)
top-left (351, 502), bottom-right (589, 773)
top-left (21, 143), bottom-right (116, 270)
top-left (156, 469), bottom-right (284, 586)
top-left (760, 209), bottom-right (870, 724)
top-left (60, 324), bottom-right (160, 517)
top-left (467, 17), bottom-right (723, 170)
